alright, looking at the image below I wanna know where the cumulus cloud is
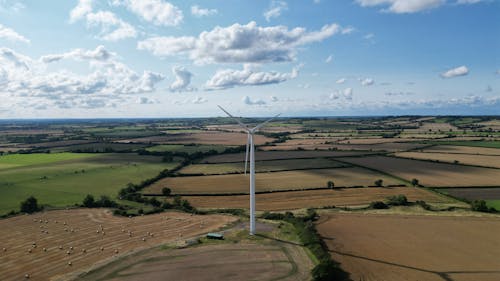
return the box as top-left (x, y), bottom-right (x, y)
top-left (192, 96), bottom-right (207, 104)
top-left (205, 64), bottom-right (300, 90)
top-left (137, 97), bottom-right (157, 104)
top-left (385, 91), bottom-right (414, 96)
top-left (112, 0), bottom-right (183, 26)
top-left (0, 47), bottom-right (164, 109)
top-left (69, 0), bottom-right (93, 23)
top-left (40, 45), bottom-right (112, 63)
top-left (336, 78), bottom-right (346, 84)
top-left (169, 66), bottom-right (195, 92)
top-left (329, 87), bottom-right (353, 101)
top-left (456, 0), bottom-right (483, 4)
top-left (243, 96), bottom-right (266, 105)
top-left (355, 0), bottom-right (445, 13)
top-left (325, 55), bottom-right (333, 63)
top-left (191, 5), bottom-right (217, 17)
top-left (263, 0), bottom-right (288, 22)
top-left (341, 26), bottom-right (355, 34)
top-left (0, 23), bottom-right (29, 43)
top-left (441, 65), bottom-right (469, 78)
top-left (138, 21), bottom-right (342, 64)
top-left (360, 78), bottom-right (374, 86)
top-left (270, 96), bottom-right (279, 102)
top-left (69, 1), bottom-right (137, 41)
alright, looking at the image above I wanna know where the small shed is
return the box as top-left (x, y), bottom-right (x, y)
top-left (206, 233), bottom-right (224, 240)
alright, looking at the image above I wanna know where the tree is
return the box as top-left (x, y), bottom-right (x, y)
top-left (374, 179), bottom-right (383, 187)
top-left (411, 178), bottom-right (419, 187)
top-left (82, 194), bottom-right (95, 208)
top-left (471, 200), bottom-right (489, 212)
top-left (162, 187), bottom-right (172, 196)
top-left (327, 181), bottom-right (335, 189)
top-left (386, 195), bottom-right (408, 206)
top-left (20, 196), bottom-right (40, 214)
top-left (149, 197), bottom-right (161, 207)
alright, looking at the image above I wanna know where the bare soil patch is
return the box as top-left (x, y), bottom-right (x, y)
top-left (317, 213), bottom-right (500, 281)
top-left (0, 209), bottom-right (235, 281)
top-left (186, 187), bottom-right (451, 211)
top-left (441, 188), bottom-right (500, 201)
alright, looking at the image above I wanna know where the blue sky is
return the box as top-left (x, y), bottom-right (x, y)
top-left (0, 0), bottom-right (498, 118)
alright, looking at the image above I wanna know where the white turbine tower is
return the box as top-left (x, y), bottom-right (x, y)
top-left (218, 105), bottom-right (280, 235)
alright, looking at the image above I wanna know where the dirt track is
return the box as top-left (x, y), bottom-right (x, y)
top-left (317, 213), bottom-right (500, 281)
top-left (0, 209), bottom-right (236, 281)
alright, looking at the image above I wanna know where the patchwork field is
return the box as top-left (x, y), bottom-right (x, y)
top-left (338, 156), bottom-right (500, 187)
top-left (0, 209), bottom-right (236, 281)
top-left (395, 151), bottom-right (500, 168)
top-left (201, 150), bottom-right (375, 163)
top-left (185, 187), bottom-right (452, 211)
top-left (317, 213), bottom-right (500, 281)
top-left (117, 132), bottom-right (273, 145)
top-left (419, 145), bottom-right (500, 155)
top-left (145, 167), bottom-right (406, 195)
top-left (0, 153), bottom-right (178, 215)
top-left (261, 141), bottom-right (425, 152)
top-left (145, 144), bottom-right (229, 154)
top-left (78, 241), bottom-right (312, 281)
top-left (439, 188), bottom-right (500, 201)
top-left (179, 158), bottom-right (347, 175)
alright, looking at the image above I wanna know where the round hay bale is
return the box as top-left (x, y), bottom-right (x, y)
top-left (28, 248), bottom-right (32, 253)
top-left (68, 261), bottom-right (72, 266)
top-left (43, 248), bottom-right (47, 252)
top-left (66, 251), bottom-right (71, 255)
top-left (24, 273), bottom-right (30, 279)
top-left (114, 249), bottom-right (119, 254)
top-left (59, 245), bottom-right (63, 250)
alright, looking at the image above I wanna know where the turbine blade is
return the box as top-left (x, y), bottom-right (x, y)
top-left (217, 105), bottom-right (249, 131)
top-left (244, 133), bottom-right (250, 175)
top-left (252, 113), bottom-right (281, 132)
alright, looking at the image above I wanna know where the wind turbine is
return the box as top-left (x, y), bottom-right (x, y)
top-left (218, 105), bottom-right (280, 235)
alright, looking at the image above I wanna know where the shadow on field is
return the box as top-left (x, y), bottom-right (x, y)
top-left (330, 249), bottom-right (500, 281)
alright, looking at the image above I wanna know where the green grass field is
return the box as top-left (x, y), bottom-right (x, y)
top-left (486, 200), bottom-right (500, 211)
top-left (146, 144), bottom-right (230, 154)
top-left (0, 153), bottom-right (179, 215)
top-left (179, 158), bottom-right (348, 175)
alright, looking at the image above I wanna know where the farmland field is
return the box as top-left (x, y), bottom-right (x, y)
top-left (185, 187), bottom-right (452, 211)
top-left (261, 141), bottom-right (425, 152)
top-left (439, 188), bottom-right (500, 201)
top-left (395, 151), bottom-right (500, 168)
top-left (179, 158), bottom-right (347, 175)
top-left (145, 167), bottom-right (406, 195)
top-left (0, 209), bottom-right (236, 281)
top-left (0, 153), bottom-right (178, 215)
top-left (201, 150), bottom-right (376, 163)
top-left (145, 144), bottom-right (229, 154)
top-left (317, 213), bottom-right (500, 281)
top-left (78, 242), bottom-right (313, 281)
top-left (419, 145), bottom-right (500, 155)
top-left (117, 132), bottom-right (273, 145)
top-left (338, 156), bottom-right (500, 187)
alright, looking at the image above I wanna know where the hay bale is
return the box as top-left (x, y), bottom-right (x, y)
top-left (68, 261), bottom-right (72, 266)
top-left (24, 273), bottom-right (30, 279)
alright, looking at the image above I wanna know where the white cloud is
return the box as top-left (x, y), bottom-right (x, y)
top-left (385, 91), bottom-right (414, 96)
top-left (69, 1), bottom-right (137, 41)
top-left (40, 45), bottom-right (112, 63)
top-left (169, 66), bottom-right (195, 92)
top-left (86, 11), bottom-right (137, 41)
top-left (137, 97), bottom-right (157, 104)
top-left (456, 0), bottom-right (483, 4)
top-left (341, 26), bottom-right (355, 34)
top-left (325, 55), bottom-right (333, 63)
top-left (0, 47), bottom-right (164, 109)
top-left (0, 23), bottom-right (29, 43)
top-left (112, 0), bottom-right (183, 26)
top-left (243, 96), bottom-right (266, 105)
top-left (205, 64), bottom-right (300, 90)
top-left (356, 0), bottom-right (445, 13)
top-left (191, 5), bottom-right (217, 17)
top-left (270, 96), bottom-right (279, 102)
top-left (138, 21), bottom-right (342, 64)
top-left (263, 0), bottom-right (288, 22)
top-left (336, 78), bottom-right (346, 84)
top-left (192, 96), bottom-right (207, 104)
top-left (69, 0), bottom-right (93, 23)
top-left (360, 78), bottom-right (374, 86)
top-left (329, 87), bottom-right (353, 101)
top-left (441, 65), bottom-right (469, 78)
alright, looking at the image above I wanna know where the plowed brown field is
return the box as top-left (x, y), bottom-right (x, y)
top-left (185, 187), bottom-right (450, 211)
top-left (317, 213), bottom-right (500, 281)
top-left (339, 156), bottom-right (500, 187)
top-left (0, 209), bottom-right (235, 281)
top-left (395, 152), bottom-right (500, 169)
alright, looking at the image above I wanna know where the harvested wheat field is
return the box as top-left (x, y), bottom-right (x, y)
top-left (260, 142), bottom-right (424, 152)
top-left (201, 150), bottom-right (374, 163)
top-left (78, 241), bottom-right (313, 281)
top-left (395, 152), bottom-right (500, 169)
top-left (117, 132), bottom-right (272, 145)
top-left (317, 213), bottom-right (500, 281)
top-left (186, 187), bottom-right (451, 211)
top-left (420, 145), bottom-right (500, 156)
top-left (0, 209), bottom-right (236, 281)
top-left (339, 156), bottom-right (500, 187)
top-left (145, 167), bottom-right (405, 194)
